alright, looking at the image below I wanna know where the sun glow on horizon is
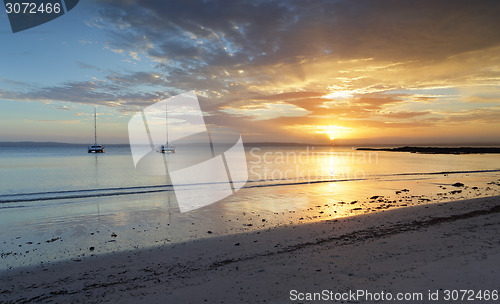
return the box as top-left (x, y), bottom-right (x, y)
top-left (315, 125), bottom-right (353, 140)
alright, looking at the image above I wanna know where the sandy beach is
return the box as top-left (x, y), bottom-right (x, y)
top-left (1, 195), bottom-right (499, 303)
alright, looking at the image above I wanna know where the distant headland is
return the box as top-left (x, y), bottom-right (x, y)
top-left (356, 146), bottom-right (500, 154)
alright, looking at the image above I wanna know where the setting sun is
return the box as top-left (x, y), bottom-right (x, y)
top-left (315, 125), bottom-right (352, 140)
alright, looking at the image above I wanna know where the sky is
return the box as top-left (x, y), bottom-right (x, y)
top-left (1, 0), bottom-right (500, 145)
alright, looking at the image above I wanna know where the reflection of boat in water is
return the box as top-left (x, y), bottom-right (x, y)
top-left (88, 108), bottom-right (105, 153)
top-left (160, 104), bottom-right (175, 154)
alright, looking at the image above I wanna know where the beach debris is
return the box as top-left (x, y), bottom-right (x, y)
top-left (449, 190), bottom-right (462, 195)
top-left (262, 219), bottom-right (266, 222)
top-left (400, 189), bottom-right (410, 192)
top-left (350, 201), bottom-right (358, 204)
top-left (46, 237), bottom-right (60, 243)
top-left (395, 191), bottom-right (401, 194)
top-left (207, 231), bottom-right (213, 234)
top-left (234, 243), bottom-right (240, 246)
top-left (370, 196), bottom-right (381, 200)
top-left (111, 233), bottom-right (117, 237)
top-left (452, 182), bottom-right (464, 187)
top-left (89, 247), bottom-right (95, 251)
top-left (472, 186), bottom-right (478, 190)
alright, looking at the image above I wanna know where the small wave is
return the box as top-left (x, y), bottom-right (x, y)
top-left (0, 184), bottom-right (171, 198)
top-left (0, 168), bottom-right (498, 204)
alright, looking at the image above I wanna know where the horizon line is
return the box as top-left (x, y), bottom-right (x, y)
top-left (1, 140), bottom-right (500, 147)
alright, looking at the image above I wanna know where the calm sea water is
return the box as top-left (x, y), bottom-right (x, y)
top-left (1, 144), bottom-right (500, 269)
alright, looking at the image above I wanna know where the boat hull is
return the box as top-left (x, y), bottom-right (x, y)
top-left (88, 146), bottom-right (105, 153)
top-left (161, 148), bottom-right (176, 154)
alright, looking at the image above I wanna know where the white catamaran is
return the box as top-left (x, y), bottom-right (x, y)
top-left (161, 103), bottom-right (175, 153)
top-left (88, 107), bottom-right (105, 153)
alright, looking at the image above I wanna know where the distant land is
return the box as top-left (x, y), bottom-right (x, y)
top-left (244, 141), bottom-right (500, 147)
top-left (1, 141), bottom-right (500, 149)
top-left (0, 142), bottom-right (130, 147)
top-left (357, 146), bottom-right (500, 154)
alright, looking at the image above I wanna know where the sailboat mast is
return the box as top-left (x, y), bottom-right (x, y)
top-left (94, 107), bottom-right (97, 146)
top-left (166, 104), bottom-right (169, 145)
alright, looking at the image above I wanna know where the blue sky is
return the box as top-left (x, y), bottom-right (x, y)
top-left (0, 1), bottom-right (162, 143)
top-left (1, 0), bottom-right (500, 144)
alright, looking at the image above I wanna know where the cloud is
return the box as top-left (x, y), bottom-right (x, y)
top-left (3, 0), bottom-right (500, 143)
top-left (104, 71), bottom-right (168, 87)
top-left (24, 119), bottom-right (80, 124)
top-left (0, 70), bottom-right (176, 111)
top-left (41, 102), bottom-right (74, 111)
top-left (444, 108), bottom-right (500, 123)
top-left (380, 111), bottom-right (431, 119)
top-left (220, 102), bottom-right (311, 120)
top-left (91, 0), bottom-right (500, 67)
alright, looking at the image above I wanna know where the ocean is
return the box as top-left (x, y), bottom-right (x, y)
top-left (1, 144), bottom-right (500, 269)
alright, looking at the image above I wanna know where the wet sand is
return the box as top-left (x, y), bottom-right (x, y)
top-left (2, 176), bottom-right (499, 271)
top-left (1, 195), bottom-right (499, 303)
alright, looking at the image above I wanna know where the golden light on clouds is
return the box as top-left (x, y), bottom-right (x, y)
top-left (220, 102), bottom-right (311, 120)
top-left (321, 90), bottom-right (355, 100)
top-left (2, 1), bottom-right (500, 144)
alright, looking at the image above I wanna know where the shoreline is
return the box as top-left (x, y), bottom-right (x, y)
top-left (1, 195), bottom-right (499, 303)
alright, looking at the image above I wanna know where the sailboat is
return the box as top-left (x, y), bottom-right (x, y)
top-left (88, 107), bottom-right (105, 153)
top-left (161, 103), bottom-right (175, 153)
